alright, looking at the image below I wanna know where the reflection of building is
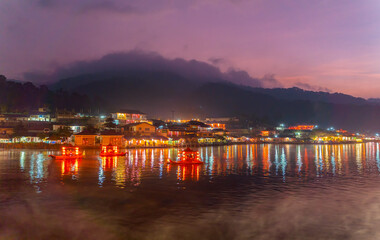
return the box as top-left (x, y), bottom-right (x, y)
top-left (167, 164), bottom-right (201, 181)
top-left (101, 157), bottom-right (118, 170)
top-left (61, 159), bottom-right (79, 176)
top-left (74, 130), bottom-right (97, 146)
top-left (111, 110), bottom-right (147, 125)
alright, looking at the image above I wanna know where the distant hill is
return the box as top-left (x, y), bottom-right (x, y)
top-left (50, 71), bottom-right (380, 131)
top-left (0, 75), bottom-right (97, 113)
top-left (244, 87), bottom-right (367, 105)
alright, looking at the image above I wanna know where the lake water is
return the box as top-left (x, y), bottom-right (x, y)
top-left (1, 143), bottom-right (380, 239)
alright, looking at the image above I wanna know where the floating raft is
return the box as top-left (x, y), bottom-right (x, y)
top-left (49, 146), bottom-right (82, 160)
top-left (167, 148), bottom-right (203, 165)
top-left (100, 144), bottom-right (125, 157)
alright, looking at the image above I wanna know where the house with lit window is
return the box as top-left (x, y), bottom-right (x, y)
top-left (74, 130), bottom-right (97, 146)
top-left (186, 120), bottom-right (211, 131)
top-left (28, 108), bottom-right (51, 122)
top-left (0, 126), bottom-right (14, 135)
top-left (111, 109), bottom-right (147, 125)
top-left (53, 122), bottom-right (87, 134)
top-left (0, 113), bottom-right (28, 123)
top-left (100, 130), bottom-right (124, 146)
top-left (123, 122), bottom-right (156, 136)
top-left (166, 125), bottom-right (188, 137)
top-left (125, 135), bottom-right (169, 147)
top-left (208, 123), bottom-right (226, 130)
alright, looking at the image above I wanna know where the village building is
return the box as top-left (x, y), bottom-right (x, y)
top-left (125, 135), bottom-right (170, 147)
top-left (26, 122), bottom-right (51, 135)
top-left (111, 109), bottom-right (147, 125)
top-left (74, 130), bottom-right (97, 146)
top-left (205, 117), bottom-right (239, 123)
top-left (186, 120), bottom-right (211, 132)
top-left (123, 122), bottom-right (156, 136)
top-left (0, 113), bottom-right (28, 123)
top-left (12, 133), bottom-right (42, 143)
top-left (53, 122), bottom-right (87, 134)
top-left (208, 123), bottom-right (226, 130)
top-left (166, 125), bottom-right (188, 137)
top-left (28, 108), bottom-right (51, 122)
top-left (0, 126), bottom-right (14, 135)
top-left (100, 130), bottom-right (124, 146)
top-left (0, 134), bottom-right (12, 143)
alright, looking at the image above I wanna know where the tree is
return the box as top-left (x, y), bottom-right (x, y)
top-left (103, 117), bottom-right (116, 129)
top-left (55, 126), bottom-right (73, 138)
top-left (13, 122), bottom-right (27, 137)
top-left (84, 124), bottom-right (98, 134)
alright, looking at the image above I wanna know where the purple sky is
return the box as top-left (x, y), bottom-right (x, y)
top-left (1, 0), bottom-right (380, 98)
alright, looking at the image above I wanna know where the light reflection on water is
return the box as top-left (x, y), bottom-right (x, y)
top-left (3, 143), bottom-right (380, 239)
top-left (1, 143), bottom-right (380, 189)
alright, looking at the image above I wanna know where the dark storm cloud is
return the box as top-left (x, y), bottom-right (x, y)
top-left (23, 50), bottom-right (281, 88)
top-left (295, 82), bottom-right (331, 92)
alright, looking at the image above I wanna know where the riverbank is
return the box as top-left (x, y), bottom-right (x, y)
top-left (1, 140), bottom-right (378, 150)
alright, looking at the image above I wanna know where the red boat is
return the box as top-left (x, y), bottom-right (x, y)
top-left (100, 144), bottom-right (125, 157)
top-left (49, 146), bottom-right (83, 160)
top-left (167, 148), bottom-right (203, 165)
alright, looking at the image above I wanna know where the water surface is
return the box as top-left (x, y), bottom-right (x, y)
top-left (1, 143), bottom-right (380, 239)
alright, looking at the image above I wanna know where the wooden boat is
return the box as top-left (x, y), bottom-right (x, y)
top-left (167, 148), bottom-right (203, 165)
top-left (100, 144), bottom-right (125, 157)
top-left (49, 146), bottom-right (82, 160)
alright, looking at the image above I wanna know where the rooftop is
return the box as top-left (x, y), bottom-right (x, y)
top-left (117, 109), bottom-right (145, 115)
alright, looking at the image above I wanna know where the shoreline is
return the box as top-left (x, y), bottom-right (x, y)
top-left (0, 140), bottom-right (378, 150)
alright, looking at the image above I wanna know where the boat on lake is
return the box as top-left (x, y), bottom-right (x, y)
top-left (100, 144), bottom-right (125, 157)
top-left (49, 146), bottom-right (83, 160)
top-left (167, 147), bottom-right (203, 164)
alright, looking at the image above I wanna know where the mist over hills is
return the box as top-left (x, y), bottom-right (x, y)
top-left (4, 50), bottom-right (380, 131)
top-left (245, 87), bottom-right (367, 105)
top-left (49, 70), bottom-right (380, 132)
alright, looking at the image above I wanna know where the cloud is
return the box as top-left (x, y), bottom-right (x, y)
top-left (208, 57), bottom-right (228, 66)
top-left (34, 0), bottom-right (137, 14)
top-left (295, 82), bottom-right (331, 92)
top-left (32, 0), bottom-right (200, 15)
top-left (23, 50), bottom-right (280, 88)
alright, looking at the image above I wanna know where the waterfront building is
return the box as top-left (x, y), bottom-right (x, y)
top-left (125, 135), bottom-right (170, 147)
top-left (100, 130), bottom-right (124, 146)
top-left (12, 134), bottom-right (42, 143)
top-left (74, 130), bottom-right (97, 146)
